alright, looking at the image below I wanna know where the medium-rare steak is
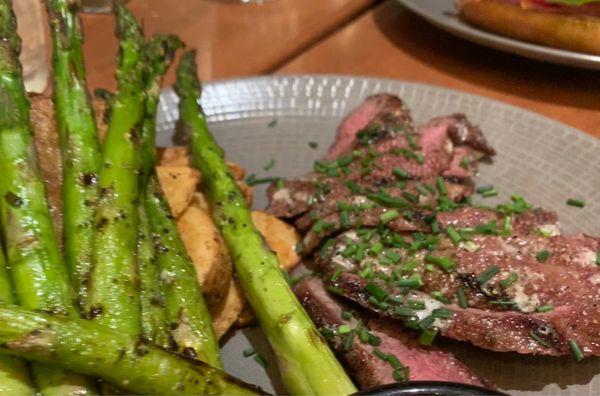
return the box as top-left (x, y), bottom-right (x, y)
top-left (293, 277), bottom-right (487, 389)
top-left (269, 93), bottom-right (599, 367)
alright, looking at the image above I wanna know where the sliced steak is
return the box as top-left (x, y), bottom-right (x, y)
top-left (326, 94), bottom-right (413, 161)
top-left (294, 277), bottom-right (487, 388)
top-left (322, 243), bottom-right (600, 357)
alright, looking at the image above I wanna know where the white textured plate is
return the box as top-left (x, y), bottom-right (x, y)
top-left (157, 75), bottom-right (600, 395)
top-left (398, 0), bottom-right (600, 70)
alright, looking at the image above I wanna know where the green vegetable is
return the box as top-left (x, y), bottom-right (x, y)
top-left (138, 34), bottom-right (183, 351)
top-left (177, 50), bottom-right (356, 395)
top-left (0, 245), bottom-right (35, 395)
top-left (0, 1), bottom-right (95, 393)
top-left (45, 0), bottom-right (102, 309)
top-left (85, 5), bottom-right (146, 335)
top-left (0, 304), bottom-right (259, 395)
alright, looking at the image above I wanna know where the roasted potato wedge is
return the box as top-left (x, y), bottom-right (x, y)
top-left (157, 166), bottom-right (201, 218)
top-left (210, 279), bottom-right (246, 339)
top-left (177, 205), bottom-right (233, 307)
top-left (251, 211), bottom-right (301, 270)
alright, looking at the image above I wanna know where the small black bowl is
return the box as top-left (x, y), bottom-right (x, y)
top-left (354, 381), bottom-right (507, 396)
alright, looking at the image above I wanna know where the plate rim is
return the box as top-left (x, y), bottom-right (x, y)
top-left (162, 74), bottom-right (599, 146)
top-left (397, 0), bottom-right (600, 71)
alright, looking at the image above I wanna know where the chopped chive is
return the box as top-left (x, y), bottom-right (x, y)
top-left (415, 184), bottom-right (430, 196)
top-left (263, 159), bottom-right (276, 171)
top-left (569, 340), bottom-right (584, 362)
top-left (418, 328), bottom-right (438, 345)
top-left (394, 306), bottom-right (414, 317)
top-left (373, 348), bottom-right (388, 361)
top-left (327, 285), bottom-right (343, 295)
top-left (393, 367), bottom-right (410, 382)
top-left (463, 241), bottom-right (480, 253)
top-left (481, 188), bottom-right (498, 198)
top-left (418, 315), bottom-right (435, 329)
top-left (456, 287), bottom-right (468, 308)
top-left (424, 255), bottom-right (455, 272)
top-left (337, 155), bottom-right (353, 167)
top-left (368, 334), bottom-right (381, 346)
top-left (368, 192), bottom-right (408, 208)
top-left (401, 259), bottom-right (418, 273)
top-left (368, 296), bottom-right (389, 310)
top-left (338, 324), bottom-right (352, 335)
top-left (430, 291), bottom-right (451, 304)
top-left (445, 225), bottom-right (462, 245)
top-left (358, 327), bottom-right (369, 343)
top-left (245, 175), bottom-right (281, 186)
top-left (459, 156), bottom-right (470, 169)
top-left (370, 242), bottom-right (383, 255)
top-left (313, 219), bottom-right (334, 233)
top-left (401, 191), bottom-right (419, 203)
top-left (380, 209), bottom-right (400, 224)
top-left (476, 265), bottom-right (500, 284)
top-left (345, 180), bottom-right (361, 194)
top-left (341, 243), bottom-right (357, 258)
top-left (432, 308), bottom-right (453, 319)
top-left (340, 210), bottom-right (351, 228)
top-left (536, 304), bottom-right (554, 313)
top-left (254, 354), bottom-right (268, 367)
top-left (387, 354), bottom-right (402, 370)
top-left (341, 311), bottom-right (353, 320)
top-left (489, 300), bottom-right (516, 306)
top-left (392, 167), bottom-right (410, 180)
top-left (365, 282), bottom-right (388, 302)
top-left (308, 141), bottom-right (318, 149)
top-left (500, 273), bottom-right (518, 288)
top-left (529, 331), bottom-right (548, 347)
top-left (414, 152), bottom-right (424, 165)
top-left (566, 198), bottom-right (585, 208)
top-left (330, 266), bottom-right (342, 281)
top-left (267, 119), bottom-right (277, 128)
top-left (502, 215), bottom-right (512, 235)
top-left (535, 250), bottom-right (550, 262)
top-left (476, 185), bottom-right (495, 194)
top-left (436, 176), bottom-right (447, 196)
top-left (242, 347), bottom-right (256, 357)
top-left (596, 251), bottom-right (600, 266)
top-left (430, 220), bottom-right (440, 234)
top-left (276, 178), bottom-right (285, 189)
top-left (385, 251), bottom-right (402, 263)
top-left (408, 300), bottom-right (426, 310)
top-left (397, 274), bottom-right (423, 289)
top-left (405, 132), bottom-right (420, 150)
top-left (343, 332), bottom-right (355, 351)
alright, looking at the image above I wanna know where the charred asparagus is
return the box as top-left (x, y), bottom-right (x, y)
top-left (176, 51), bottom-right (357, 395)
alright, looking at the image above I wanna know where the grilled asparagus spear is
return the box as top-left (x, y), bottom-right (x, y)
top-left (176, 51), bottom-right (357, 395)
top-left (44, 0), bottom-right (102, 309)
top-left (138, 35), bottom-right (182, 349)
top-left (0, 304), bottom-right (260, 395)
top-left (85, 5), bottom-right (145, 335)
top-left (0, 244), bottom-right (35, 395)
top-left (139, 36), bottom-right (222, 367)
top-left (0, 2), bottom-right (96, 394)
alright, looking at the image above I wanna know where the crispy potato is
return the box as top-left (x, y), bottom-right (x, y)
top-left (210, 279), bottom-right (247, 339)
top-left (157, 166), bottom-right (201, 218)
top-left (157, 147), bottom-right (246, 180)
top-left (177, 205), bottom-right (233, 307)
top-left (251, 211), bottom-right (301, 270)
top-left (158, 146), bottom-right (190, 167)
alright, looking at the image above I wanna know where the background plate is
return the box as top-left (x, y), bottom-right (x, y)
top-left (157, 75), bottom-right (600, 395)
top-left (398, 0), bottom-right (600, 71)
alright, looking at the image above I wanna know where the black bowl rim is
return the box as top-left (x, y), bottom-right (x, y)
top-left (354, 381), bottom-right (507, 396)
